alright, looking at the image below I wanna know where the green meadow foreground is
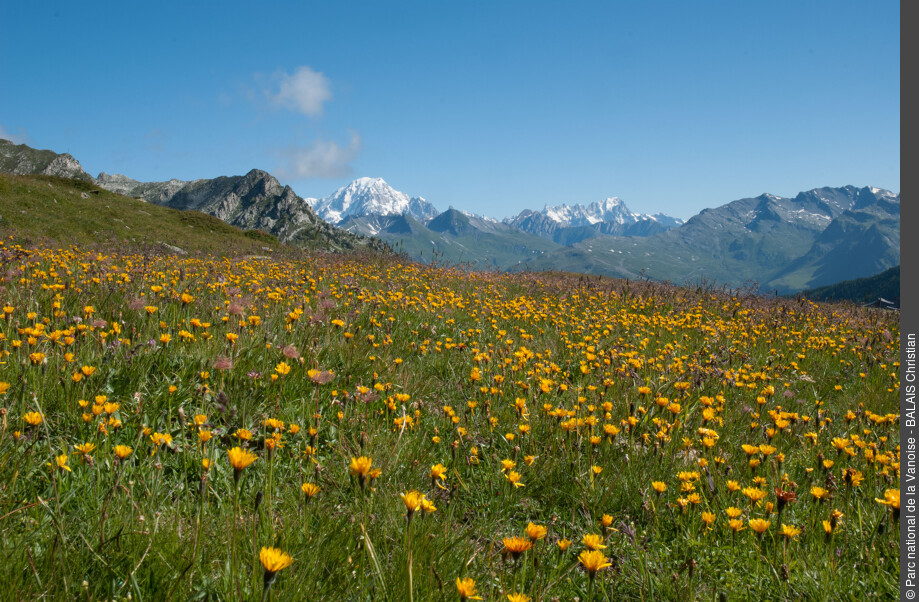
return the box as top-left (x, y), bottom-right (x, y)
top-left (0, 241), bottom-right (900, 601)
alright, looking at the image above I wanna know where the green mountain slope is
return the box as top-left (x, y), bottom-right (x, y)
top-left (340, 209), bottom-right (561, 269)
top-left (767, 194), bottom-right (900, 291)
top-left (800, 265), bottom-right (900, 305)
top-left (0, 173), bottom-right (281, 255)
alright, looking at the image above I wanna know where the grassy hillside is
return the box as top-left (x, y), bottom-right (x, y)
top-left (800, 265), bottom-right (900, 305)
top-left (0, 173), bottom-right (281, 255)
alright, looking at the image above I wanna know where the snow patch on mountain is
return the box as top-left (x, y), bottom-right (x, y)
top-left (459, 209), bottom-right (498, 224)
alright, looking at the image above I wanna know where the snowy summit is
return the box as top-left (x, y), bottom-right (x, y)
top-left (311, 177), bottom-right (439, 223)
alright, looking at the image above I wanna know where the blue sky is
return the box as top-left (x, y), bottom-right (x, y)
top-left (0, 1), bottom-right (899, 219)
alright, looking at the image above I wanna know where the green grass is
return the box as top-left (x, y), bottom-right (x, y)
top-left (0, 173), bottom-right (283, 256)
top-left (0, 240), bottom-right (900, 601)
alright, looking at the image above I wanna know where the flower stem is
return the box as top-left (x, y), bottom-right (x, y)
top-left (406, 521), bottom-right (414, 602)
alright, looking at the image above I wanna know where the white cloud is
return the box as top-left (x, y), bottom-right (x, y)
top-left (0, 124), bottom-right (28, 144)
top-left (276, 133), bottom-right (361, 179)
top-left (270, 66), bottom-right (333, 117)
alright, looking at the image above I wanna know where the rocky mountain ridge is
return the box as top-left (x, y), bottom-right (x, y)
top-left (1, 139), bottom-right (382, 252)
top-left (1, 139), bottom-right (94, 181)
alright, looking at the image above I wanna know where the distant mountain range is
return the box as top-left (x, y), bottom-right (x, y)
top-left (317, 177), bottom-right (686, 268)
top-left (505, 198), bottom-right (683, 245)
top-left (308, 177), bottom-right (899, 293)
top-left (515, 186), bottom-right (900, 293)
top-left (0, 138), bottom-right (900, 293)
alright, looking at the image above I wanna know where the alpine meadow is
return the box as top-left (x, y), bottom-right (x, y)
top-left (0, 209), bottom-right (900, 600)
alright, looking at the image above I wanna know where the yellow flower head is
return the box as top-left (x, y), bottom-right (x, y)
top-left (810, 486), bottom-right (830, 501)
top-left (263, 418), bottom-right (284, 431)
top-left (55, 454), bottom-right (71, 472)
top-left (526, 522), bottom-right (548, 541)
top-left (259, 546), bottom-right (294, 575)
top-left (150, 432), bottom-right (172, 447)
top-left (227, 446), bottom-right (258, 472)
top-left (505, 471), bottom-right (524, 488)
top-left (876, 489), bottom-right (900, 510)
top-left (842, 468), bottom-right (864, 488)
top-left (349, 456), bottom-right (373, 477)
top-left (455, 577), bottom-right (482, 600)
top-left (114, 445), bottom-right (133, 459)
top-left (23, 411), bottom-right (43, 427)
top-left (401, 490), bottom-right (425, 516)
top-left (502, 536), bottom-right (533, 558)
top-left (73, 442), bottom-right (95, 456)
top-left (582, 533), bottom-right (606, 550)
top-left (748, 518), bottom-right (771, 536)
top-left (780, 523), bottom-right (801, 539)
top-left (728, 518), bottom-right (746, 532)
top-left (301, 483), bottom-right (321, 498)
top-left (742, 487), bottom-right (767, 503)
top-left (578, 549), bottom-right (612, 576)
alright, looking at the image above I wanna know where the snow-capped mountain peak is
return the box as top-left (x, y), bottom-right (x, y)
top-left (504, 194), bottom-right (684, 243)
top-left (542, 196), bottom-right (638, 226)
top-left (312, 177), bottom-right (439, 223)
